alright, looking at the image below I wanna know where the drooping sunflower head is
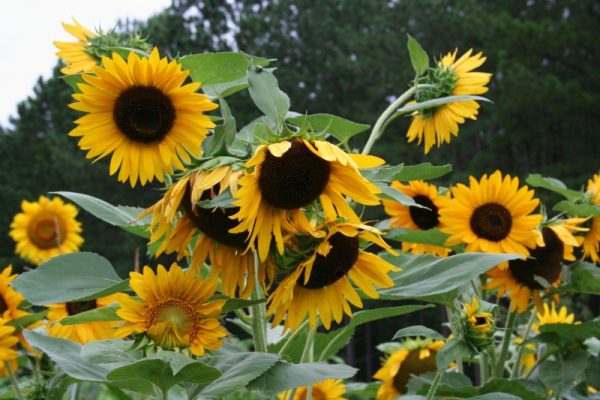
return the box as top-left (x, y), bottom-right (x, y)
top-left (440, 171), bottom-right (542, 257)
top-left (9, 196), bottom-right (83, 265)
top-left (373, 338), bottom-right (445, 399)
top-left (46, 295), bottom-right (120, 344)
top-left (462, 297), bottom-right (495, 351)
top-left (486, 226), bottom-right (565, 313)
top-left (115, 263), bottom-right (227, 355)
top-left (541, 217), bottom-right (588, 261)
top-left (382, 180), bottom-right (451, 257)
top-left (0, 318), bottom-right (19, 377)
top-left (407, 49), bottom-right (492, 154)
top-left (231, 138), bottom-right (383, 261)
top-left (69, 47), bottom-right (218, 187)
top-left (53, 18), bottom-right (98, 74)
top-left (532, 303), bottom-right (577, 333)
top-left (266, 222), bottom-right (399, 332)
top-left (277, 379), bottom-right (347, 400)
top-left (582, 172), bottom-right (600, 263)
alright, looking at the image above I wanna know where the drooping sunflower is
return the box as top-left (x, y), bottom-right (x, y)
top-left (485, 227), bottom-right (566, 313)
top-left (278, 379), bottom-right (347, 400)
top-left (9, 196), bottom-right (83, 265)
top-left (69, 47), bottom-right (218, 187)
top-left (532, 303), bottom-right (577, 333)
top-left (373, 339), bottom-right (445, 400)
top-left (542, 217), bottom-right (588, 261)
top-left (406, 49), bottom-right (491, 154)
top-left (46, 295), bottom-right (120, 344)
top-left (231, 139), bottom-right (383, 261)
top-left (382, 180), bottom-right (450, 257)
top-left (463, 297), bottom-right (494, 351)
top-left (115, 263), bottom-right (227, 355)
top-left (439, 171), bottom-right (542, 256)
top-left (266, 222), bottom-right (399, 332)
top-left (142, 166), bottom-right (274, 298)
top-left (53, 18), bottom-right (97, 74)
top-left (0, 318), bottom-right (19, 377)
top-left (582, 172), bottom-right (600, 263)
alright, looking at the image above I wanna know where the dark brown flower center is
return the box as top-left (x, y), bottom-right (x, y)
top-left (409, 195), bottom-right (440, 230)
top-left (258, 140), bottom-right (331, 209)
top-left (66, 300), bottom-right (97, 316)
top-left (475, 316), bottom-right (488, 326)
top-left (114, 86), bottom-right (175, 143)
top-left (393, 348), bottom-right (437, 393)
top-left (299, 233), bottom-right (359, 289)
top-left (508, 228), bottom-right (563, 290)
top-left (470, 203), bottom-right (513, 241)
top-left (182, 186), bottom-right (247, 250)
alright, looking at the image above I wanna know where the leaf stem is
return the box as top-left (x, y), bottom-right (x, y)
top-left (425, 370), bottom-right (444, 400)
top-left (511, 308), bottom-right (536, 378)
top-left (5, 361), bottom-right (24, 400)
top-left (251, 252), bottom-right (268, 352)
top-left (494, 305), bottom-right (517, 378)
top-left (278, 319), bottom-right (309, 356)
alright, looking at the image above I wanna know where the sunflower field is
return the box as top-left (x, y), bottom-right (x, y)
top-left (1, 13), bottom-right (600, 400)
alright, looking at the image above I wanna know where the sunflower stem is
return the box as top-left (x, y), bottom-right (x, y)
top-left (251, 252), bottom-right (268, 353)
top-left (5, 361), bottom-right (24, 400)
top-left (494, 305), bottom-right (517, 378)
top-left (511, 308), bottom-right (536, 378)
top-left (480, 350), bottom-right (489, 385)
top-left (300, 328), bottom-right (316, 400)
top-left (425, 370), bottom-right (444, 400)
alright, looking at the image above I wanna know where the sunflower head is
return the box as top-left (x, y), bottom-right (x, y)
top-left (407, 49), bottom-right (491, 153)
top-left (115, 263), bottom-right (227, 356)
top-left (69, 47), bottom-right (218, 187)
top-left (277, 379), bottom-right (347, 400)
top-left (9, 196), bottom-right (83, 265)
top-left (440, 170), bottom-right (542, 256)
top-left (532, 303), bottom-right (577, 333)
top-left (373, 338), bottom-right (444, 399)
top-left (462, 297), bottom-right (495, 351)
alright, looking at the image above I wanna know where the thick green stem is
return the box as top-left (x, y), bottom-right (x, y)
top-left (480, 350), bottom-right (489, 385)
top-left (361, 86), bottom-right (419, 155)
top-left (494, 306), bottom-right (517, 378)
top-left (301, 328), bottom-right (316, 400)
top-left (5, 361), bottom-right (24, 400)
top-left (511, 308), bottom-right (536, 378)
top-left (251, 252), bottom-right (268, 352)
top-left (425, 370), bottom-right (444, 400)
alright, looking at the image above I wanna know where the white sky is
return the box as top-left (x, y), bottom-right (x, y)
top-left (0, 0), bottom-right (172, 127)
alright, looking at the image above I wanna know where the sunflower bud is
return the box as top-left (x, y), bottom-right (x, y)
top-left (461, 297), bottom-right (495, 352)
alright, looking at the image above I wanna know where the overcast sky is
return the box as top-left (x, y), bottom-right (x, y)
top-left (0, 0), bottom-right (172, 127)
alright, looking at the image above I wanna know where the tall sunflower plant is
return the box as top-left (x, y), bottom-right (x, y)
top-left (2, 20), bottom-right (600, 400)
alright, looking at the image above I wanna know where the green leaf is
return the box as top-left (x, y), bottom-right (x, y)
top-left (203, 96), bottom-right (237, 157)
top-left (9, 310), bottom-right (47, 329)
top-left (553, 200), bottom-right (600, 217)
top-left (247, 362), bottom-right (356, 395)
top-left (60, 306), bottom-right (120, 326)
top-left (12, 252), bottom-right (127, 305)
top-left (393, 325), bottom-right (444, 340)
top-left (361, 164), bottom-right (405, 182)
top-left (197, 190), bottom-right (234, 209)
top-left (53, 191), bottom-right (150, 238)
top-left (107, 351), bottom-right (222, 393)
top-left (195, 352), bottom-right (280, 399)
top-left (436, 338), bottom-right (472, 370)
top-left (406, 34), bottom-right (429, 75)
top-left (247, 66), bottom-right (290, 133)
top-left (286, 114), bottom-right (370, 143)
top-left (539, 350), bottom-right (589, 393)
top-left (393, 163), bottom-right (453, 181)
top-left (395, 95), bottom-right (491, 116)
top-left (62, 74), bottom-right (85, 92)
top-left (379, 252), bottom-right (522, 300)
top-left (376, 182), bottom-right (420, 207)
top-left (180, 52), bottom-right (270, 97)
top-left (386, 228), bottom-right (450, 247)
top-left (238, 116), bottom-right (276, 143)
top-left (561, 260), bottom-right (600, 295)
top-left (537, 320), bottom-right (600, 344)
top-left (526, 174), bottom-right (584, 201)
top-left (221, 298), bottom-right (266, 314)
top-left (24, 330), bottom-right (110, 381)
top-left (80, 340), bottom-right (138, 368)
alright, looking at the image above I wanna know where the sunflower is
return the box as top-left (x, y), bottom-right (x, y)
top-left (463, 297), bottom-right (494, 351)
top-left (231, 139), bottom-right (384, 261)
top-left (53, 18), bottom-right (97, 75)
top-left (406, 49), bottom-right (491, 154)
top-left (142, 166), bottom-right (273, 298)
top-left (439, 171), bottom-right (542, 257)
top-left (582, 172), bottom-right (600, 263)
top-left (68, 47), bottom-right (218, 187)
top-left (0, 318), bottom-right (19, 377)
top-left (541, 217), bottom-right (588, 261)
top-left (532, 303), bottom-right (577, 333)
top-left (9, 196), bottom-right (83, 265)
top-left (278, 379), bottom-right (347, 400)
top-left (373, 339), bottom-right (445, 399)
top-left (485, 227), bottom-right (565, 313)
top-left (382, 180), bottom-right (450, 257)
top-left (46, 294), bottom-right (120, 344)
top-left (115, 263), bottom-right (227, 355)
top-left (266, 222), bottom-right (399, 332)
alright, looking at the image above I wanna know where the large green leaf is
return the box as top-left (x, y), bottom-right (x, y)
top-left (379, 252), bottom-right (521, 300)
top-left (247, 66), bottom-right (290, 133)
top-left (53, 191), bottom-right (150, 238)
top-left (107, 351), bottom-right (222, 393)
top-left (60, 306), bottom-right (120, 326)
top-left (362, 163), bottom-right (452, 183)
top-left (386, 228), bottom-right (450, 247)
top-left (80, 340), bottom-right (138, 368)
top-left (525, 174), bottom-right (583, 201)
top-left (12, 252), bottom-right (127, 305)
top-left (561, 260), bottom-right (600, 295)
top-left (539, 350), bottom-right (589, 393)
top-left (406, 34), bottom-right (429, 75)
top-left (553, 200), bottom-right (600, 217)
top-left (393, 325), bottom-right (444, 341)
top-left (436, 338), bottom-right (472, 370)
top-left (376, 182), bottom-right (420, 207)
top-left (286, 114), bottom-right (370, 143)
top-left (247, 362), bottom-right (356, 395)
top-left (534, 321), bottom-right (600, 344)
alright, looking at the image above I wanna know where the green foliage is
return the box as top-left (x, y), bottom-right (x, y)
top-left (386, 228), bottom-right (450, 247)
top-left (406, 34), bottom-right (430, 76)
top-left (526, 174), bottom-right (584, 201)
top-left (287, 113), bottom-right (370, 144)
top-left (393, 325), bottom-right (445, 341)
top-left (246, 66), bottom-right (291, 133)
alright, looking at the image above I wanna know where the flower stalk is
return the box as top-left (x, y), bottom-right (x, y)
top-left (251, 252), bottom-right (268, 353)
top-left (494, 306), bottom-right (517, 378)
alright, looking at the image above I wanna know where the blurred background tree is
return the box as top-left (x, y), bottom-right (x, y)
top-left (1, 0), bottom-right (598, 380)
